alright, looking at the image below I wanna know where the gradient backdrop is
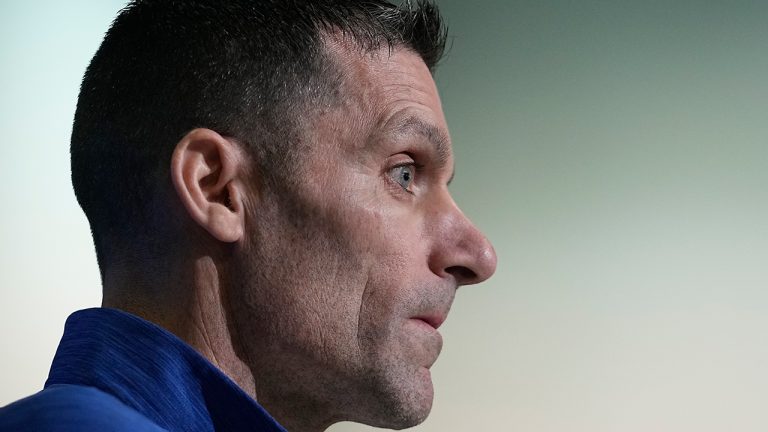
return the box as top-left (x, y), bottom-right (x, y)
top-left (2, 1), bottom-right (767, 431)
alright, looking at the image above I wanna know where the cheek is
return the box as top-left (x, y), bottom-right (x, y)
top-left (352, 204), bottom-right (449, 374)
top-left (234, 199), bottom-right (374, 364)
top-left (355, 225), bottom-right (425, 351)
top-left (237, 177), bottom-right (428, 364)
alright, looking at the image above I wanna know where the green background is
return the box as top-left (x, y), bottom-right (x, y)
top-left (2, 1), bottom-right (767, 431)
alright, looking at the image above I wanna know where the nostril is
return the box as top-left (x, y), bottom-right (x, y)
top-left (445, 266), bottom-right (477, 284)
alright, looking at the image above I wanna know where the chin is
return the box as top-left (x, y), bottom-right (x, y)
top-left (354, 365), bottom-right (435, 430)
top-left (390, 394), bottom-right (434, 430)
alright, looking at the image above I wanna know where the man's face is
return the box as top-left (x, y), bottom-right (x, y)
top-left (230, 42), bottom-right (497, 429)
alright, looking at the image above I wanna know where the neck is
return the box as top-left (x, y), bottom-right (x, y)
top-left (102, 254), bottom-right (337, 432)
top-left (102, 255), bottom-right (257, 399)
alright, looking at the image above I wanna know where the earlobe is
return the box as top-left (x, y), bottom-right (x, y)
top-left (170, 128), bottom-right (246, 243)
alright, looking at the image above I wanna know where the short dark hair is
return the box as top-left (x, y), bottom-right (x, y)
top-left (71, 0), bottom-right (447, 273)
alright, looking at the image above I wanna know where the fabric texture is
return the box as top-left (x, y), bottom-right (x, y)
top-left (0, 308), bottom-right (287, 432)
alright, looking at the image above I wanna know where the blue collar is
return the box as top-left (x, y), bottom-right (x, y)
top-left (45, 308), bottom-right (286, 432)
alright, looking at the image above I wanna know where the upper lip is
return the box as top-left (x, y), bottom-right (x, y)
top-left (413, 314), bottom-right (446, 330)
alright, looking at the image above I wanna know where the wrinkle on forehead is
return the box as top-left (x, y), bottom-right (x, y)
top-left (316, 31), bottom-right (449, 165)
top-left (325, 33), bottom-right (444, 123)
top-left (322, 31), bottom-right (440, 107)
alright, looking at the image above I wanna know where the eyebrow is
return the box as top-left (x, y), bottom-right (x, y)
top-left (391, 115), bottom-right (455, 184)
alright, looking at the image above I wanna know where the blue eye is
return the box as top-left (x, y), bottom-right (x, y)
top-left (390, 165), bottom-right (415, 191)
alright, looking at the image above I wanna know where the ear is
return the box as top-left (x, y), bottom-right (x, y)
top-left (170, 128), bottom-right (247, 243)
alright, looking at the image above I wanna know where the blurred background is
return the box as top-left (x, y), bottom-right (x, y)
top-left (2, 1), bottom-right (767, 431)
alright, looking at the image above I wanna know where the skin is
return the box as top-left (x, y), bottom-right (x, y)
top-left (103, 41), bottom-right (497, 432)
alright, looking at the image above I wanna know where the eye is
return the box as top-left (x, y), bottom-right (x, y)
top-left (388, 164), bottom-right (416, 192)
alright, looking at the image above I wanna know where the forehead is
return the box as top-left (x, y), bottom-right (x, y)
top-left (321, 35), bottom-right (451, 152)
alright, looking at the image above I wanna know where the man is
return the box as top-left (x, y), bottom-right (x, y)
top-left (0, 0), bottom-right (496, 430)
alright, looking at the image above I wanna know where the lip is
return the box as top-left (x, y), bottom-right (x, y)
top-left (412, 315), bottom-right (445, 330)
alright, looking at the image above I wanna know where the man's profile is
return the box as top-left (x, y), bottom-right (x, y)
top-left (0, 0), bottom-right (497, 430)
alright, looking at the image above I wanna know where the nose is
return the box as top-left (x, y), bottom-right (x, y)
top-left (427, 197), bottom-right (497, 286)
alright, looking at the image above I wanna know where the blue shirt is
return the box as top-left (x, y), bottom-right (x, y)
top-left (0, 308), bottom-right (287, 431)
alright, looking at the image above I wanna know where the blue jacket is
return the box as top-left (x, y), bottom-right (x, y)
top-left (0, 308), bottom-right (287, 431)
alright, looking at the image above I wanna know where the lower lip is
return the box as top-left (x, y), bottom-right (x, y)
top-left (411, 318), bottom-right (438, 332)
top-left (410, 320), bottom-right (443, 369)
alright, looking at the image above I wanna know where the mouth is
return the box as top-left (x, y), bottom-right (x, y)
top-left (412, 315), bottom-right (445, 331)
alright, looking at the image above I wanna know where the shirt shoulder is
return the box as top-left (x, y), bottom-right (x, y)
top-left (0, 384), bottom-right (167, 432)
